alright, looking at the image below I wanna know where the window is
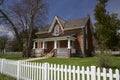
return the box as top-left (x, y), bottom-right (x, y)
top-left (53, 25), bottom-right (59, 36)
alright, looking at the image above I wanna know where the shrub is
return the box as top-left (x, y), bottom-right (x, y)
top-left (97, 51), bottom-right (112, 68)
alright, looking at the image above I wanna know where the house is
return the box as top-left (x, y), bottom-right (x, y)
top-left (33, 15), bottom-right (94, 58)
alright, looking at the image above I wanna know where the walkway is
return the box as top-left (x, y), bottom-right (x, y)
top-left (20, 57), bottom-right (48, 62)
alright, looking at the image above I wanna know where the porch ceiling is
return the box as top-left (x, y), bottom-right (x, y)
top-left (34, 36), bottom-right (76, 42)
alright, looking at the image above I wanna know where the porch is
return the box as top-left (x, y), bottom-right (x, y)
top-left (33, 36), bottom-right (76, 58)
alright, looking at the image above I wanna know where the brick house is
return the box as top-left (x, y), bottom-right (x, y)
top-left (33, 15), bottom-right (94, 58)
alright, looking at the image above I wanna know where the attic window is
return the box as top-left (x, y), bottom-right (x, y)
top-left (53, 25), bottom-right (59, 36)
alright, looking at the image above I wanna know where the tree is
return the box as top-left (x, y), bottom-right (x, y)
top-left (0, 35), bottom-right (8, 54)
top-left (10, 0), bottom-right (48, 57)
top-left (0, 0), bottom-right (23, 51)
top-left (0, 0), bottom-right (48, 57)
top-left (94, 0), bottom-right (120, 51)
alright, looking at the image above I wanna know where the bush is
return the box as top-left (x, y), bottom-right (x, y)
top-left (97, 51), bottom-right (112, 68)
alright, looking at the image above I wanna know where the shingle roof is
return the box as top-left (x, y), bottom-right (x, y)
top-left (36, 16), bottom-right (89, 35)
top-left (36, 25), bottom-right (50, 34)
top-left (64, 17), bottom-right (88, 30)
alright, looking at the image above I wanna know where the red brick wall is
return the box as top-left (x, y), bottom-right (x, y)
top-left (84, 18), bottom-right (94, 56)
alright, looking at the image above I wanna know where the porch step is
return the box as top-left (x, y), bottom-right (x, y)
top-left (56, 53), bottom-right (67, 57)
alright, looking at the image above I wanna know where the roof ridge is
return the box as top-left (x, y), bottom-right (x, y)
top-left (66, 16), bottom-right (88, 22)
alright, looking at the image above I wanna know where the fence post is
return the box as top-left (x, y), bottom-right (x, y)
top-left (1, 59), bottom-right (5, 74)
top-left (17, 61), bottom-right (21, 80)
top-left (91, 66), bottom-right (96, 80)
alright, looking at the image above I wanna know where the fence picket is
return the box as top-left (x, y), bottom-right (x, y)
top-left (81, 66), bottom-right (85, 80)
top-left (31, 62), bottom-right (34, 80)
top-left (30, 62), bottom-right (32, 79)
top-left (86, 66), bottom-right (90, 80)
top-left (73, 66), bottom-right (76, 80)
top-left (109, 68), bottom-right (113, 80)
top-left (68, 65), bottom-right (71, 80)
top-left (77, 66), bottom-right (80, 80)
top-left (47, 63), bottom-right (50, 80)
top-left (65, 65), bottom-right (67, 80)
top-left (103, 68), bottom-right (107, 80)
top-left (42, 63), bottom-right (44, 80)
top-left (34, 62), bottom-right (37, 80)
top-left (39, 63), bottom-right (42, 80)
top-left (0, 58), bottom-right (119, 80)
top-left (97, 67), bottom-right (101, 80)
top-left (91, 66), bottom-right (96, 80)
top-left (54, 64), bottom-right (57, 80)
top-left (61, 65), bottom-right (64, 80)
top-left (50, 64), bottom-right (53, 80)
top-left (57, 64), bottom-right (60, 80)
top-left (115, 69), bottom-right (120, 80)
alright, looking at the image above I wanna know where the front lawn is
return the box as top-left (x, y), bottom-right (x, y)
top-left (0, 53), bottom-right (22, 60)
top-left (33, 56), bottom-right (120, 70)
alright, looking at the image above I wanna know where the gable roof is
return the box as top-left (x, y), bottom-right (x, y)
top-left (36, 16), bottom-right (89, 35)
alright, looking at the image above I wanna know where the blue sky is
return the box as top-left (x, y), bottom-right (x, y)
top-left (46, 0), bottom-right (120, 24)
top-left (2, 0), bottom-right (120, 24)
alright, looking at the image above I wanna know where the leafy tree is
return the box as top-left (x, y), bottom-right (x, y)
top-left (94, 0), bottom-right (120, 50)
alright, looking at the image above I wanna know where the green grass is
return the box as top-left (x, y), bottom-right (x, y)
top-left (0, 54), bottom-right (22, 60)
top-left (33, 56), bottom-right (120, 70)
top-left (0, 73), bottom-right (16, 80)
top-left (33, 57), bottom-right (98, 66)
top-left (0, 53), bottom-right (120, 70)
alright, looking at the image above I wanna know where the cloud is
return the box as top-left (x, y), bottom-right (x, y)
top-left (0, 25), bottom-right (14, 40)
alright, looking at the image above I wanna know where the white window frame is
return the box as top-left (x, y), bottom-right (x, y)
top-left (53, 25), bottom-right (59, 36)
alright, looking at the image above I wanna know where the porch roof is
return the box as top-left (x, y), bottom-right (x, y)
top-left (34, 36), bottom-right (76, 42)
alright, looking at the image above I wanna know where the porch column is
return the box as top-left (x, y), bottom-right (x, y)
top-left (67, 38), bottom-right (71, 58)
top-left (54, 40), bottom-right (57, 49)
top-left (68, 38), bottom-right (71, 49)
top-left (42, 41), bottom-right (45, 49)
top-left (33, 42), bottom-right (36, 49)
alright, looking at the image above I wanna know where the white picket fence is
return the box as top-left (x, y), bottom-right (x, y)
top-left (0, 58), bottom-right (119, 80)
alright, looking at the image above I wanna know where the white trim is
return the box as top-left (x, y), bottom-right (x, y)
top-left (34, 36), bottom-right (76, 42)
top-left (33, 42), bottom-right (36, 49)
top-left (54, 40), bottom-right (57, 49)
top-left (53, 24), bottom-right (60, 36)
top-left (64, 26), bottom-right (84, 31)
top-left (42, 41), bottom-right (45, 49)
top-left (68, 38), bottom-right (71, 49)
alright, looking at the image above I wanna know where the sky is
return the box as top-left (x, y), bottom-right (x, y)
top-left (46, 0), bottom-right (120, 23)
top-left (0, 0), bottom-right (120, 39)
